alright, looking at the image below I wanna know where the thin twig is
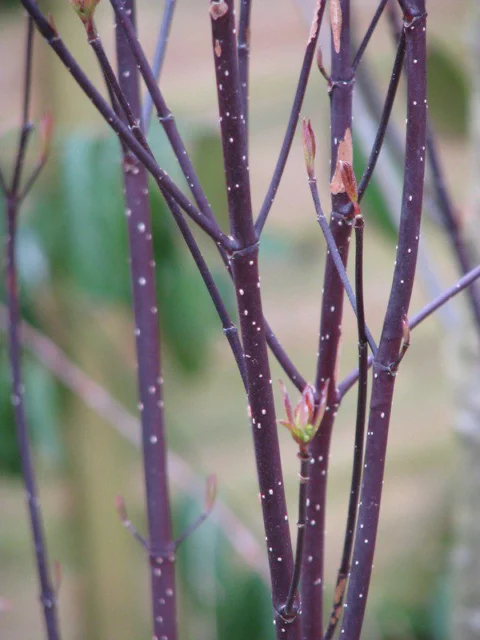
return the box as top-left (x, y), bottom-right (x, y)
top-left (142, 0), bottom-right (177, 132)
top-left (0, 18), bottom-right (61, 640)
top-left (337, 262), bottom-right (480, 399)
top-left (174, 474), bottom-right (217, 549)
top-left (238, 0), bottom-right (252, 135)
top-left (254, 0), bottom-right (327, 236)
top-left (351, 0), bottom-right (389, 71)
top-left (356, 30), bottom-right (406, 203)
top-left (323, 214), bottom-right (368, 640)
top-left (308, 175), bottom-right (378, 355)
top-left (282, 451), bottom-right (311, 619)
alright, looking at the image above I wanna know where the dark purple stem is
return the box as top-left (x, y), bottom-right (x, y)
top-left (210, 3), bottom-right (298, 638)
top-left (323, 215), bottom-right (368, 640)
top-left (302, 2), bottom-right (353, 636)
top-left (254, 0), bottom-right (327, 236)
top-left (351, 0), bottom-right (389, 71)
top-left (116, 4), bottom-right (177, 638)
top-left (20, 0), bottom-right (231, 249)
top-left (5, 195), bottom-right (61, 640)
top-left (340, 7), bottom-right (427, 638)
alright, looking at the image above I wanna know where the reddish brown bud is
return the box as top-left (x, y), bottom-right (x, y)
top-left (339, 160), bottom-right (361, 216)
top-left (47, 13), bottom-right (58, 35)
top-left (40, 112), bottom-right (54, 161)
top-left (401, 314), bottom-right (410, 346)
top-left (302, 118), bottom-right (316, 180)
top-left (115, 495), bottom-right (128, 523)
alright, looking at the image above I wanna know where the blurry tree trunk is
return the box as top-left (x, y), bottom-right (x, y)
top-left (451, 3), bottom-right (480, 638)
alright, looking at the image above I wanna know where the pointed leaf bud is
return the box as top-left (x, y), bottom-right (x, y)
top-left (205, 474), bottom-right (217, 512)
top-left (47, 13), bottom-right (58, 36)
top-left (70, 0), bottom-right (101, 31)
top-left (302, 118), bottom-right (316, 180)
top-left (115, 494), bottom-right (128, 523)
top-left (40, 112), bottom-right (54, 161)
top-left (401, 314), bottom-right (410, 346)
top-left (279, 380), bottom-right (294, 425)
top-left (339, 160), bottom-right (360, 215)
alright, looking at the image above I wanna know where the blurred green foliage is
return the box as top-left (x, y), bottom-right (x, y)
top-left (427, 42), bottom-right (469, 138)
top-left (0, 129), bottom-right (232, 474)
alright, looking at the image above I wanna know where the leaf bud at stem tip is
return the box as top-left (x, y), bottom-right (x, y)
top-left (302, 118), bottom-right (316, 180)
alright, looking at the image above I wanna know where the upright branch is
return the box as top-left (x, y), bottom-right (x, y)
top-left (351, 0), bottom-right (389, 71)
top-left (115, 3), bottom-right (177, 638)
top-left (255, 0), bottom-right (327, 235)
top-left (341, 6), bottom-right (427, 638)
top-left (302, 2), bottom-right (354, 636)
top-left (1, 17), bottom-right (61, 640)
top-left (209, 3), bottom-right (298, 638)
top-left (323, 164), bottom-right (368, 640)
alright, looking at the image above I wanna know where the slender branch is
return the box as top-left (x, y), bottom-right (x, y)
top-left (163, 193), bottom-right (248, 388)
top-left (356, 30), bottom-right (406, 203)
top-left (238, 0), bottom-right (252, 135)
top-left (341, 8), bottom-right (427, 638)
top-left (142, 0), bottom-right (177, 132)
top-left (209, 4), bottom-right (298, 638)
top-left (0, 17), bottom-right (61, 639)
top-left (302, 2), bottom-right (353, 635)
top-left (11, 17), bottom-right (35, 195)
top-left (115, 5), bottom-right (177, 637)
top-left (337, 263), bottom-right (480, 399)
top-left (174, 475), bottom-right (217, 549)
top-left (110, 0), bottom-right (216, 225)
top-left (323, 214), bottom-right (368, 640)
top-left (351, 0), bottom-right (389, 71)
top-left (18, 157), bottom-right (48, 202)
top-left (308, 174), bottom-right (378, 355)
top-left (254, 0), bottom-right (327, 236)
top-left (21, 0), bottom-right (232, 249)
top-left (282, 451), bottom-right (311, 619)
top-left (4, 197), bottom-right (60, 639)
top-left (426, 129), bottom-right (480, 333)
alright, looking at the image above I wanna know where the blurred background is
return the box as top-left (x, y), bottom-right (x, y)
top-left (0, 0), bottom-right (477, 638)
